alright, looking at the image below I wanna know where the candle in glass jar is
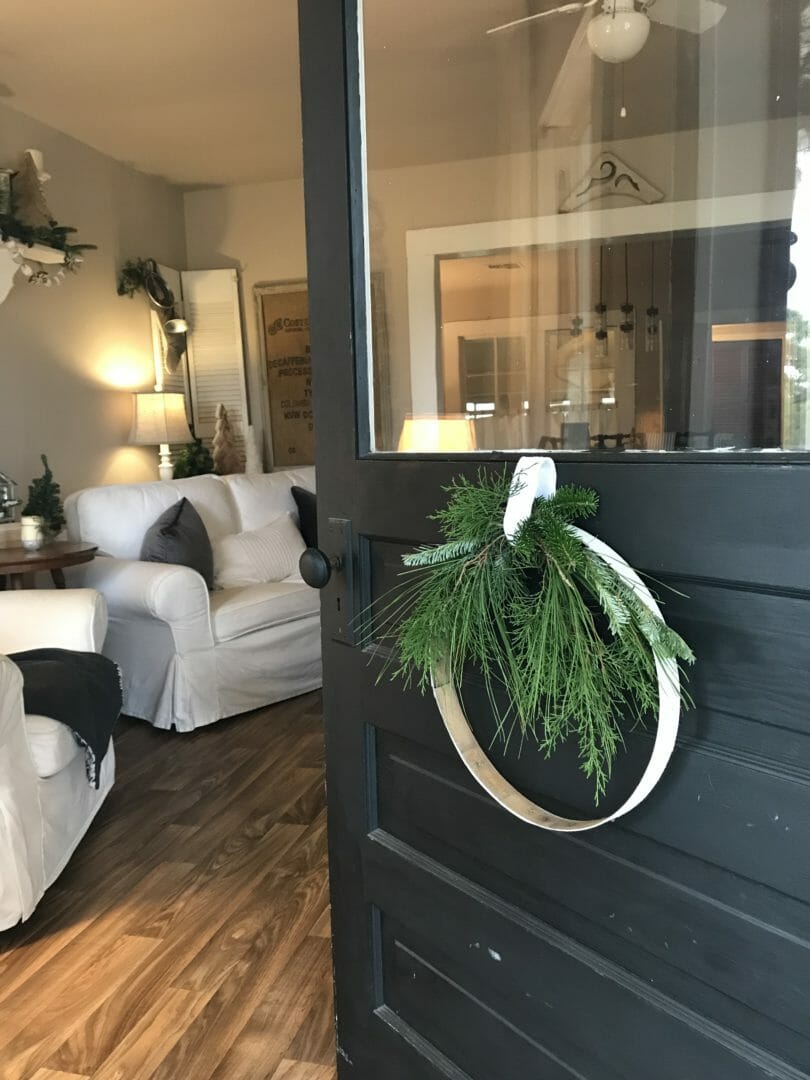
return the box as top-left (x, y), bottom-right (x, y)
top-left (20, 516), bottom-right (44, 551)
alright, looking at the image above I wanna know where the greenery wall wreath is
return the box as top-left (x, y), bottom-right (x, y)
top-left (375, 457), bottom-right (693, 825)
top-left (0, 151), bottom-right (96, 287)
top-left (116, 257), bottom-right (188, 373)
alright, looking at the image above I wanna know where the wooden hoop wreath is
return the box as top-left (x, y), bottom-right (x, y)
top-left (429, 457), bottom-right (681, 832)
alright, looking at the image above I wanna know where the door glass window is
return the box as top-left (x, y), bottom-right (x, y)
top-left (361, 1), bottom-right (810, 454)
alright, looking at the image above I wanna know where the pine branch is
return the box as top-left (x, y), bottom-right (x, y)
top-left (367, 468), bottom-right (695, 804)
top-left (403, 539), bottom-right (482, 566)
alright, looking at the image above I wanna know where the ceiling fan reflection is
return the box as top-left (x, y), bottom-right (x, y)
top-left (487, 0), bottom-right (728, 64)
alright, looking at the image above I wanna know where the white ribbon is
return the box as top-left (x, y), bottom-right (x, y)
top-left (502, 455), bottom-right (557, 543)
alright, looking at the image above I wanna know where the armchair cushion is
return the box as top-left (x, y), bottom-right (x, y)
top-left (210, 581), bottom-right (319, 643)
top-left (212, 513), bottom-right (305, 589)
top-left (225, 469), bottom-right (316, 532)
top-left (291, 486), bottom-right (317, 547)
top-left (65, 474), bottom-right (237, 560)
top-left (141, 497), bottom-right (214, 589)
top-left (0, 589), bottom-right (108, 655)
top-left (24, 714), bottom-right (81, 778)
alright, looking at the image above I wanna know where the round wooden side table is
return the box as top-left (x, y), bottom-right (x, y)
top-left (0, 541), bottom-right (98, 590)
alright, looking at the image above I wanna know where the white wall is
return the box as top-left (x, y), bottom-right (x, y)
top-left (0, 103), bottom-right (186, 499)
top-left (184, 117), bottom-right (800, 452)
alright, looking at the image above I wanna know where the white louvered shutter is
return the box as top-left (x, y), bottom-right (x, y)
top-left (181, 269), bottom-right (249, 441)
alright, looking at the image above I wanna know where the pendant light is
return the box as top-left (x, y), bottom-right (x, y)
top-left (645, 241), bottom-right (659, 353)
top-left (570, 246), bottom-right (583, 337)
top-left (620, 243), bottom-right (635, 351)
top-left (595, 246), bottom-right (608, 359)
top-left (587, 0), bottom-right (651, 65)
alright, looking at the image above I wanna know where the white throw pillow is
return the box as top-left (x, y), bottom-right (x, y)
top-left (213, 513), bottom-right (306, 589)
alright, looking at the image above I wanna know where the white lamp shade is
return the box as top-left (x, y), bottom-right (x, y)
top-left (398, 416), bottom-right (477, 453)
top-left (587, 9), bottom-right (650, 63)
top-left (129, 392), bottom-right (193, 446)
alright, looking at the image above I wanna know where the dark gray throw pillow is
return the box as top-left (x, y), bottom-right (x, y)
top-left (140, 497), bottom-right (214, 589)
top-left (291, 486), bottom-right (317, 548)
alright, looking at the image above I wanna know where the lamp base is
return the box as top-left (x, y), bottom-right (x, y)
top-left (158, 443), bottom-right (174, 481)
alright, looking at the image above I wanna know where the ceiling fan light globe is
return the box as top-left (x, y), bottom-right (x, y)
top-left (587, 10), bottom-right (650, 63)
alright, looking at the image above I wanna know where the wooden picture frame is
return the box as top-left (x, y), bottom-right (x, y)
top-left (255, 280), bottom-right (314, 467)
top-left (256, 274), bottom-right (392, 462)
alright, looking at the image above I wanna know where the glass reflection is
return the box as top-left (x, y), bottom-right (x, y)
top-left (361, 0), bottom-right (809, 453)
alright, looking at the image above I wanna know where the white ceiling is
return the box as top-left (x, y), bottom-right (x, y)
top-left (0, 0), bottom-right (802, 190)
top-left (0, 0), bottom-right (305, 187)
top-left (1, 0), bottom-right (529, 187)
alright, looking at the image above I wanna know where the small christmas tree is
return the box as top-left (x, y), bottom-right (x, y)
top-left (23, 455), bottom-right (65, 539)
top-left (212, 404), bottom-right (244, 475)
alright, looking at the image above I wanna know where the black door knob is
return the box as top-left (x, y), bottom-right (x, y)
top-left (299, 547), bottom-right (342, 589)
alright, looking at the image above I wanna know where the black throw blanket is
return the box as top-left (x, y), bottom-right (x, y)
top-left (9, 649), bottom-right (122, 788)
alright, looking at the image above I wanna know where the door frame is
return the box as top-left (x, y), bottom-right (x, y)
top-left (297, 1), bottom-right (810, 1075)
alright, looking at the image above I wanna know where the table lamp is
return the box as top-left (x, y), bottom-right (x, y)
top-left (129, 392), bottom-right (193, 480)
top-left (397, 415), bottom-right (477, 453)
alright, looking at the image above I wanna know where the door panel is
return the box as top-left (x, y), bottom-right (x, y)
top-left (311, 464), bottom-right (810, 1079)
top-left (375, 732), bottom-right (810, 1058)
top-left (298, 2), bottom-right (810, 1077)
top-left (370, 863), bottom-right (802, 1080)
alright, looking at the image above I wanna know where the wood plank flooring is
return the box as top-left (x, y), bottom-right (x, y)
top-left (0, 692), bottom-right (336, 1080)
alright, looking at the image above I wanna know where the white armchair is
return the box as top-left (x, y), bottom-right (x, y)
top-left (65, 469), bottom-right (322, 732)
top-left (0, 589), bottom-right (115, 930)
top-left (76, 556), bottom-right (217, 729)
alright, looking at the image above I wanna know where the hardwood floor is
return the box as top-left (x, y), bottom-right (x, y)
top-left (0, 692), bottom-right (336, 1080)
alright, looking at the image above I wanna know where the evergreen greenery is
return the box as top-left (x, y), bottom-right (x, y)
top-left (172, 438), bottom-right (214, 479)
top-left (0, 155), bottom-right (96, 267)
top-left (374, 469), bottom-right (694, 802)
top-left (116, 259), bottom-right (151, 298)
top-left (22, 455), bottom-right (65, 539)
top-left (0, 216), bottom-right (97, 265)
top-left (116, 258), bottom-right (175, 307)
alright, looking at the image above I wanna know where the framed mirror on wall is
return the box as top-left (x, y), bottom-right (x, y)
top-left (390, 201), bottom-right (798, 454)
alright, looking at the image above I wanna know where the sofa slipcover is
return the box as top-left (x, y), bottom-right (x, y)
top-left (210, 581), bottom-right (320, 643)
top-left (23, 714), bottom-right (82, 778)
top-left (65, 468), bottom-right (321, 731)
top-left (0, 589), bottom-right (115, 930)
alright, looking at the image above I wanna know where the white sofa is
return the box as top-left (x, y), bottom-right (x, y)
top-left (0, 589), bottom-right (115, 930)
top-left (64, 468), bottom-right (321, 732)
